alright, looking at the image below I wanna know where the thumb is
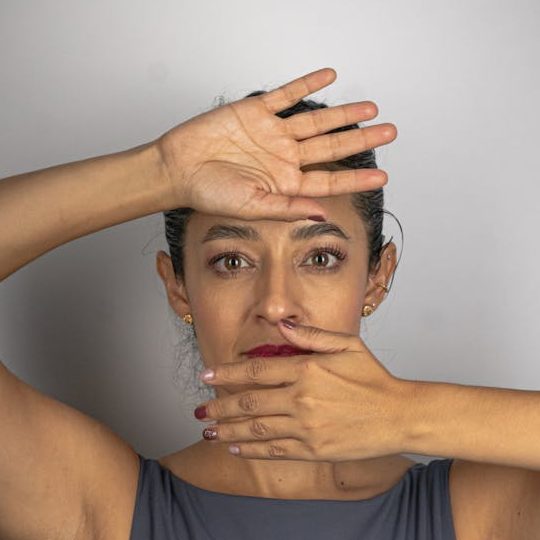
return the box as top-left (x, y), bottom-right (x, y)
top-left (277, 319), bottom-right (360, 354)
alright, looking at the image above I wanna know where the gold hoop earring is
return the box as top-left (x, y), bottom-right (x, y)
top-left (362, 304), bottom-right (376, 317)
top-left (182, 313), bottom-right (193, 325)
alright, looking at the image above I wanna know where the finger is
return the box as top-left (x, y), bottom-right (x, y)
top-left (298, 168), bottom-right (388, 197)
top-left (285, 101), bottom-right (379, 140)
top-left (298, 122), bottom-right (397, 166)
top-left (197, 386), bottom-right (294, 421)
top-left (230, 189), bottom-right (331, 222)
top-left (202, 415), bottom-right (298, 443)
top-left (277, 320), bottom-right (361, 354)
top-left (227, 438), bottom-right (313, 460)
top-left (260, 68), bottom-right (337, 114)
top-left (244, 170), bottom-right (388, 210)
top-left (222, 163), bottom-right (387, 222)
top-left (200, 355), bottom-right (306, 386)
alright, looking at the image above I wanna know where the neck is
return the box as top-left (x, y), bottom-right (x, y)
top-left (165, 439), bottom-right (413, 500)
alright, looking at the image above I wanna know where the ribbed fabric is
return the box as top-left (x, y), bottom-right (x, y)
top-left (129, 454), bottom-right (456, 540)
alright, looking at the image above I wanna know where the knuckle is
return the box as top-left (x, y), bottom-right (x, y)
top-left (217, 364), bottom-right (232, 382)
top-left (282, 83), bottom-right (297, 104)
top-left (215, 424), bottom-right (228, 440)
top-left (245, 358), bottom-right (267, 381)
top-left (210, 399), bottom-right (226, 418)
top-left (328, 132), bottom-right (342, 159)
top-left (293, 390), bottom-right (318, 412)
top-left (328, 170), bottom-right (340, 194)
top-left (250, 419), bottom-right (270, 439)
top-left (357, 129), bottom-right (368, 148)
top-left (268, 444), bottom-right (286, 458)
top-left (310, 108), bottom-right (326, 132)
top-left (239, 392), bottom-right (259, 412)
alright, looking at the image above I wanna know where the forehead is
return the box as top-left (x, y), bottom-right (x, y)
top-left (186, 193), bottom-right (367, 245)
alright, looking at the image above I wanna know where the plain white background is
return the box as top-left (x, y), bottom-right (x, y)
top-left (0, 0), bottom-right (539, 465)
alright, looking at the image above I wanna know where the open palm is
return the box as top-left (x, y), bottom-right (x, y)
top-left (158, 68), bottom-right (397, 221)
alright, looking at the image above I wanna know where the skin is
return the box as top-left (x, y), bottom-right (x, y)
top-left (155, 186), bottom-right (417, 500)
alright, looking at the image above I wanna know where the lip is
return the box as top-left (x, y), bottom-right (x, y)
top-left (243, 344), bottom-right (314, 358)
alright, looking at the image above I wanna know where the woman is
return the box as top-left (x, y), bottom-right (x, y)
top-left (0, 68), bottom-right (538, 540)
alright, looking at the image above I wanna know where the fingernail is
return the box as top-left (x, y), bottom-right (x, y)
top-left (203, 426), bottom-right (218, 440)
top-left (229, 445), bottom-right (240, 455)
top-left (194, 405), bottom-right (207, 419)
top-left (280, 318), bottom-right (296, 329)
top-left (199, 368), bottom-right (215, 382)
top-left (307, 215), bottom-right (326, 222)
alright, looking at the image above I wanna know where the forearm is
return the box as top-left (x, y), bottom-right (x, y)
top-left (0, 141), bottom-right (171, 282)
top-left (403, 380), bottom-right (540, 471)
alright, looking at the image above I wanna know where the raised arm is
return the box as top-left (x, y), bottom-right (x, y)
top-left (0, 67), bottom-right (397, 540)
top-left (0, 142), bottom-right (173, 539)
top-left (0, 69), bottom-right (396, 285)
top-left (0, 142), bottom-right (169, 282)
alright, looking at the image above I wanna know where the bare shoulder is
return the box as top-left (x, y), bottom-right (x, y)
top-left (449, 458), bottom-right (540, 540)
top-left (0, 359), bottom-right (141, 540)
top-left (83, 436), bottom-right (141, 540)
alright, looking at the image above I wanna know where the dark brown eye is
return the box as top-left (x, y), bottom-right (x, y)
top-left (208, 251), bottom-right (251, 275)
top-left (224, 255), bottom-right (242, 270)
top-left (208, 246), bottom-right (346, 277)
top-left (304, 247), bottom-right (346, 271)
top-left (313, 252), bottom-right (330, 266)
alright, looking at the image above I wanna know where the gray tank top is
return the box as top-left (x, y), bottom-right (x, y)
top-left (129, 453), bottom-right (456, 540)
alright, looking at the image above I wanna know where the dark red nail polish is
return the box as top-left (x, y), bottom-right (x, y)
top-left (194, 405), bottom-right (207, 419)
top-left (203, 427), bottom-right (218, 440)
top-left (307, 215), bottom-right (326, 222)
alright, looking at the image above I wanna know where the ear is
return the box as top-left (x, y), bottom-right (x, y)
top-left (362, 242), bottom-right (397, 313)
top-left (156, 250), bottom-right (191, 318)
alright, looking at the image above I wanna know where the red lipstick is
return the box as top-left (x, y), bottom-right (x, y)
top-left (244, 344), bottom-right (314, 358)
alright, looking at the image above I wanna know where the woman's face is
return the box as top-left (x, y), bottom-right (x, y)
top-left (157, 193), bottom-right (397, 397)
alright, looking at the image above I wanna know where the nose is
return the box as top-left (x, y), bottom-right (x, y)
top-left (253, 261), bottom-right (303, 326)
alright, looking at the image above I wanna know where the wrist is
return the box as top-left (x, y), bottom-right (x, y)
top-left (399, 379), bottom-right (474, 458)
top-left (397, 379), bottom-right (439, 455)
top-left (135, 139), bottom-right (179, 212)
top-left (154, 129), bottom-right (191, 211)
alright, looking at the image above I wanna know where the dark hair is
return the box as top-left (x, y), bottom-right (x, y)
top-left (163, 92), bottom-right (402, 289)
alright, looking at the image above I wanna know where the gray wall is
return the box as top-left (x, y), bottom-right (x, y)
top-left (1, 0), bottom-right (539, 465)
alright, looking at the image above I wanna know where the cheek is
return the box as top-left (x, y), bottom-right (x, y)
top-left (189, 290), bottom-right (248, 367)
top-left (303, 257), bottom-right (367, 322)
top-left (194, 286), bottom-right (248, 328)
top-left (305, 281), bottom-right (364, 332)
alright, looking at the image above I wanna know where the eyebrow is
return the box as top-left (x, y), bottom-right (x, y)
top-left (201, 222), bottom-right (352, 244)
